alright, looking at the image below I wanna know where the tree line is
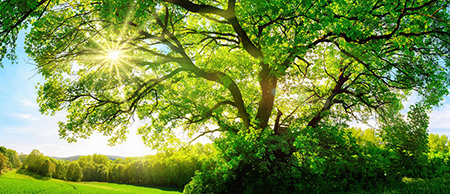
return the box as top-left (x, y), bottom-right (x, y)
top-left (0, 146), bottom-right (21, 173)
top-left (1, 143), bottom-right (214, 188)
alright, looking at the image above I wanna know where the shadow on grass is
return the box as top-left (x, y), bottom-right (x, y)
top-left (16, 169), bottom-right (52, 181)
top-left (87, 181), bottom-right (184, 192)
top-left (135, 185), bottom-right (183, 192)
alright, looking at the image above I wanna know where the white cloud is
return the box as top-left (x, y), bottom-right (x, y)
top-left (21, 100), bottom-right (38, 107)
top-left (10, 113), bottom-right (38, 120)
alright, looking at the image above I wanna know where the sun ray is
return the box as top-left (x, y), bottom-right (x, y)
top-left (75, 2), bottom-right (148, 100)
top-left (108, 50), bottom-right (120, 60)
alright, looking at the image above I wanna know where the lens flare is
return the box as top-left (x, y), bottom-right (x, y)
top-left (108, 50), bottom-right (121, 61)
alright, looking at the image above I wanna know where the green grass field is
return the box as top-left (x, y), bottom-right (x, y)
top-left (0, 169), bottom-right (183, 194)
top-left (3, 169), bottom-right (450, 193)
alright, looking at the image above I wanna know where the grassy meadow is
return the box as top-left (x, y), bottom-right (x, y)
top-left (0, 169), bottom-right (182, 194)
top-left (3, 169), bottom-right (450, 194)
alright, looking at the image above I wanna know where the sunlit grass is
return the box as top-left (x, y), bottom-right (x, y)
top-left (0, 169), bottom-right (182, 194)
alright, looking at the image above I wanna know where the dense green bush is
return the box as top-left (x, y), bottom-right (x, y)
top-left (185, 127), bottom-right (302, 194)
top-left (381, 104), bottom-right (429, 177)
top-left (185, 122), bottom-right (422, 193)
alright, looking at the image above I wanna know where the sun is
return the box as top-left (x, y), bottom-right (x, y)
top-left (107, 50), bottom-right (121, 61)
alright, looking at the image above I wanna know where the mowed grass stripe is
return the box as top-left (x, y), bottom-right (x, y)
top-left (0, 170), bottom-right (182, 194)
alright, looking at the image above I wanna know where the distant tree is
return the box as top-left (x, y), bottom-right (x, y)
top-left (24, 149), bottom-right (44, 173)
top-left (66, 162), bottom-right (83, 182)
top-left (168, 153), bottom-right (196, 187)
top-left (82, 163), bottom-right (95, 181)
top-left (0, 153), bottom-right (8, 173)
top-left (92, 154), bottom-right (110, 166)
top-left (10, 153), bottom-right (21, 169)
top-left (53, 161), bottom-right (67, 180)
top-left (117, 163), bottom-right (127, 183)
top-left (128, 160), bottom-right (145, 184)
top-left (382, 104), bottom-right (430, 176)
top-left (0, 147), bottom-right (21, 168)
top-left (76, 155), bottom-right (91, 169)
top-left (40, 159), bottom-right (56, 177)
top-left (114, 158), bottom-right (124, 164)
top-left (108, 164), bottom-right (120, 183)
top-left (0, 147), bottom-right (6, 155)
top-left (18, 153), bottom-right (27, 164)
top-left (428, 133), bottom-right (449, 153)
top-left (96, 164), bottom-right (109, 182)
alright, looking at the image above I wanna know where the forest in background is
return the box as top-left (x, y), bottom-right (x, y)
top-left (50, 155), bottom-right (125, 162)
top-left (1, 143), bottom-right (214, 188)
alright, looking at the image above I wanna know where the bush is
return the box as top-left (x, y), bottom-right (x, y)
top-left (185, 127), bottom-right (302, 194)
top-left (185, 124), bottom-right (403, 193)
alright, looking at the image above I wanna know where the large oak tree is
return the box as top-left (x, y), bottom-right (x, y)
top-left (3, 0), bottom-right (449, 152)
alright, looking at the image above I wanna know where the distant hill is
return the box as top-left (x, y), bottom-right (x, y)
top-left (50, 155), bottom-right (125, 161)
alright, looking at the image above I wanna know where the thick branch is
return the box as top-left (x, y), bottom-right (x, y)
top-left (189, 100), bottom-right (236, 124)
top-left (194, 69), bottom-right (251, 128)
top-left (151, 8), bottom-right (251, 129)
top-left (1, 0), bottom-right (48, 37)
top-left (308, 65), bottom-right (351, 128)
top-left (162, 0), bottom-right (263, 58)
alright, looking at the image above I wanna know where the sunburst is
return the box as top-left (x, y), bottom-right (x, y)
top-left (108, 49), bottom-right (121, 61)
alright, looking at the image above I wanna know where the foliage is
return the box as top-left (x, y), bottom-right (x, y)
top-left (53, 160), bottom-right (67, 180)
top-left (13, 0), bottom-right (446, 151)
top-left (381, 104), bottom-right (430, 177)
top-left (0, 0), bottom-right (57, 66)
top-left (0, 153), bottom-right (8, 173)
top-left (24, 149), bottom-right (45, 173)
top-left (428, 133), bottom-right (449, 153)
top-left (185, 127), bottom-right (302, 194)
top-left (289, 124), bottom-right (392, 193)
top-left (0, 146), bottom-right (21, 168)
top-left (341, 176), bottom-right (450, 194)
top-left (66, 162), bottom-right (83, 182)
top-left (186, 108), bottom-right (434, 193)
top-left (40, 159), bottom-right (56, 177)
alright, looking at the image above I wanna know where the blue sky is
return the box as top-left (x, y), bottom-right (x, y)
top-left (0, 30), bottom-right (449, 157)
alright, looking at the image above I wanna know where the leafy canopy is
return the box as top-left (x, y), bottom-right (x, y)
top-left (4, 0), bottom-right (449, 148)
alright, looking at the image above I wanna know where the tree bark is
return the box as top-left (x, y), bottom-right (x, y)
top-left (256, 63), bottom-right (277, 129)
